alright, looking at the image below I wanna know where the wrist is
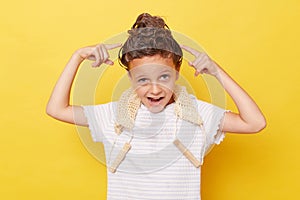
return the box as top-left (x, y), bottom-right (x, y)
top-left (210, 63), bottom-right (221, 77)
top-left (72, 50), bottom-right (85, 63)
top-left (213, 66), bottom-right (226, 84)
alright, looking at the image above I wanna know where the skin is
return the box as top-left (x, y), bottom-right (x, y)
top-left (46, 43), bottom-right (266, 133)
top-left (128, 55), bottom-right (179, 113)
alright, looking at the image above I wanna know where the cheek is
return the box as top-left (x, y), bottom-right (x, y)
top-left (134, 86), bottom-right (148, 98)
top-left (160, 80), bottom-right (176, 91)
top-left (166, 88), bottom-right (175, 97)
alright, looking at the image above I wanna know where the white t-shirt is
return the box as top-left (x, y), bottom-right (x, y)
top-left (83, 95), bottom-right (226, 200)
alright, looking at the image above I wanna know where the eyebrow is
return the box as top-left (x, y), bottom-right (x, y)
top-left (160, 69), bottom-right (172, 73)
top-left (133, 69), bottom-right (173, 79)
top-left (135, 75), bottom-right (146, 80)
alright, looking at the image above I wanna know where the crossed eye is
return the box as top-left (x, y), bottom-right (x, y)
top-left (137, 74), bottom-right (170, 85)
top-left (137, 78), bottom-right (149, 83)
top-left (159, 74), bottom-right (170, 81)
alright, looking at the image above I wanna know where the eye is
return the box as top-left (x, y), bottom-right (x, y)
top-left (159, 74), bottom-right (170, 81)
top-left (137, 78), bottom-right (149, 85)
top-left (138, 78), bottom-right (146, 82)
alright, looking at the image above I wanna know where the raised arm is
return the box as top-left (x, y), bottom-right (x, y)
top-left (181, 45), bottom-right (266, 133)
top-left (46, 43), bottom-right (121, 126)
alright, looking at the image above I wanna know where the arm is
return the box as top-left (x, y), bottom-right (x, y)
top-left (181, 45), bottom-right (266, 133)
top-left (214, 65), bottom-right (266, 133)
top-left (46, 43), bottom-right (121, 126)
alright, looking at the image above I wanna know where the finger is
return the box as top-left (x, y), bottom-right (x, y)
top-left (98, 45), bottom-right (104, 65)
top-left (104, 59), bottom-right (114, 65)
top-left (100, 44), bottom-right (109, 61)
top-left (84, 48), bottom-right (96, 60)
top-left (101, 44), bottom-right (115, 65)
top-left (191, 56), bottom-right (202, 68)
top-left (200, 68), bottom-right (209, 75)
top-left (181, 45), bottom-right (200, 57)
top-left (194, 69), bottom-right (201, 77)
top-left (104, 43), bottom-right (122, 50)
top-left (87, 54), bottom-right (96, 61)
top-left (197, 57), bottom-right (211, 70)
top-left (188, 57), bottom-right (205, 76)
top-left (92, 46), bottom-right (101, 67)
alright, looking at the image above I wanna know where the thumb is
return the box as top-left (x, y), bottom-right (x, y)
top-left (105, 59), bottom-right (114, 65)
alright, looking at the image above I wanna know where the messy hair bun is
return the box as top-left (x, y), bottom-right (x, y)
top-left (119, 13), bottom-right (182, 70)
top-left (131, 13), bottom-right (169, 29)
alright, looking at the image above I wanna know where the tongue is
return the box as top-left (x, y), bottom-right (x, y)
top-left (149, 97), bottom-right (161, 102)
top-left (151, 98), bottom-right (159, 102)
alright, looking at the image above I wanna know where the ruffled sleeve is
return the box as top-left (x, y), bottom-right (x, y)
top-left (82, 102), bottom-right (116, 142)
top-left (192, 96), bottom-right (228, 154)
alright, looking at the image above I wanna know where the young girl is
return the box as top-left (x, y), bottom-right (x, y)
top-left (47, 13), bottom-right (266, 200)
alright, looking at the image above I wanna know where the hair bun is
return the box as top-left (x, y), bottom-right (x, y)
top-left (119, 13), bottom-right (182, 70)
top-left (132, 13), bottom-right (168, 29)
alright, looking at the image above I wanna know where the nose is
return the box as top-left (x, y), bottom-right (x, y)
top-left (149, 83), bottom-right (162, 95)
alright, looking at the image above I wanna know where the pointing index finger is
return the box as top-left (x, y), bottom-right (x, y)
top-left (104, 43), bottom-right (122, 50)
top-left (181, 45), bottom-right (200, 57)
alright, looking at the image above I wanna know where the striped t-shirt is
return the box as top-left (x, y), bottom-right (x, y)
top-left (83, 95), bottom-right (226, 200)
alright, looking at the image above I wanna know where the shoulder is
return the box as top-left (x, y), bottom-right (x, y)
top-left (189, 94), bottom-right (226, 122)
top-left (84, 101), bottom-right (117, 111)
top-left (82, 101), bottom-right (117, 119)
top-left (189, 95), bottom-right (223, 110)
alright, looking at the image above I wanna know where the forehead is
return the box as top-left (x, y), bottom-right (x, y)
top-left (128, 55), bottom-right (175, 70)
top-left (129, 64), bottom-right (175, 78)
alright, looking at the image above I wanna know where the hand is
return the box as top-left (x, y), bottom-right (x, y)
top-left (75, 43), bottom-right (122, 67)
top-left (181, 45), bottom-right (219, 77)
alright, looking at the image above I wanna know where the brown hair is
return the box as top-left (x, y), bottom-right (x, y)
top-left (118, 13), bottom-right (183, 70)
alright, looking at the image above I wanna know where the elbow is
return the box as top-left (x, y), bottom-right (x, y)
top-left (46, 104), bottom-right (73, 124)
top-left (251, 118), bottom-right (267, 133)
top-left (46, 103), bottom-right (60, 119)
top-left (46, 105), bottom-right (56, 118)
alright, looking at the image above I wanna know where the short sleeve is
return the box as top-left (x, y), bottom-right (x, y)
top-left (192, 96), bottom-right (228, 154)
top-left (82, 102), bottom-right (116, 142)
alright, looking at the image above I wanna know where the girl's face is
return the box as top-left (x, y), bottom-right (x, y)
top-left (128, 55), bottom-right (178, 113)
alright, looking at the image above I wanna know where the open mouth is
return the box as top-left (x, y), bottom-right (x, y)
top-left (147, 97), bottom-right (164, 103)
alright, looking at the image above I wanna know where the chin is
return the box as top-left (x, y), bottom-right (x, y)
top-left (147, 105), bottom-right (165, 113)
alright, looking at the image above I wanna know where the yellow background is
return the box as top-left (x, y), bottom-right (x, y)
top-left (1, 0), bottom-right (299, 199)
